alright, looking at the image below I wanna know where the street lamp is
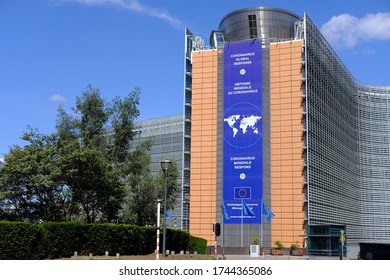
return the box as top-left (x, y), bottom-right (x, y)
top-left (161, 160), bottom-right (172, 256)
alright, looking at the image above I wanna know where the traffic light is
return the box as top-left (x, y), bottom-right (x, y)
top-left (213, 223), bottom-right (221, 237)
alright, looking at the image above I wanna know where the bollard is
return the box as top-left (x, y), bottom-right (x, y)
top-left (116, 253), bottom-right (120, 259)
top-left (105, 251), bottom-right (109, 256)
top-left (73, 251), bottom-right (78, 257)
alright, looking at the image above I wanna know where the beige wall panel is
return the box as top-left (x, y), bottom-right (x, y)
top-left (201, 62), bottom-right (216, 68)
top-left (199, 118), bottom-right (217, 125)
top-left (190, 50), bottom-right (218, 246)
top-left (192, 83), bottom-right (206, 90)
top-left (270, 40), bottom-right (304, 246)
top-left (191, 173), bottom-right (202, 180)
top-left (278, 114), bottom-right (301, 121)
top-left (200, 146), bottom-right (215, 152)
top-left (200, 77), bottom-right (215, 84)
top-left (199, 103), bottom-right (215, 110)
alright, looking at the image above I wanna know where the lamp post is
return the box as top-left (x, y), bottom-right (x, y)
top-left (161, 160), bottom-right (172, 256)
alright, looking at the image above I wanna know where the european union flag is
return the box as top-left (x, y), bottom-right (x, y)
top-left (243, 201), bottom-right (255, 217)
top-left (222, 202), bottom-right (230, 220)
top-left (234, 187), bottom-right (251, 199)
top-left (262, 202), bottom-right (275, 222)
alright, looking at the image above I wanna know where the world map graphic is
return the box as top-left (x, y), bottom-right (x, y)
top-left (224, 114), bottom-right (262, 138)
top-left (223, 102), bottom-right (262, 148)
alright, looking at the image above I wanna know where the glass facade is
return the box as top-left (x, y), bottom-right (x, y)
top-left (132, 114), bottom-right (185, 229)
top-left (303, 16), bottom-right (359, 254)
top-left (219, 7), bottom-right (299, 42)
top-left (357, 85), bottom-right (390, 244)
top-left (307, 225), bottom-right (346, 256)
top-left (304, 16), bottom-right (390, 256)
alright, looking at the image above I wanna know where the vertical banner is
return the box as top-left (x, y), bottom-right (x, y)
top-left (223, 40), bottom-right (262, 224)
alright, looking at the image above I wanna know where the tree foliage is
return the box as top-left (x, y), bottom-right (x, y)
top-left (0, 85), bottom-right (180, 225)
top-left (60, 146), bottom-right (124, 223)
top-left (0, 130), bottom-right (69, 222)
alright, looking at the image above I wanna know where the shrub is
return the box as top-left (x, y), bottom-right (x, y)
top-left (0, 221), bottom-right (43, 259)
top-left (40, 222), bottom-right (85, 259)
top-left (187, 235), bottom-right (207, 254)
top-left (275, 240), bottom-right (284, 250)
top-left (0, 222), bottom-right (207, 259)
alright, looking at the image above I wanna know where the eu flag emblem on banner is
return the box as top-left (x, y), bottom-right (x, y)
top-left (234, 187), bottom-right (251, 199)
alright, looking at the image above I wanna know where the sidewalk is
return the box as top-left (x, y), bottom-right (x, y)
top-left (216, 254), bottom-right (310, 260)
top-left (217, 254), bottom-right (352, 260)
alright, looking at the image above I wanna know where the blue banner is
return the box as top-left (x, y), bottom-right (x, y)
top-left (223, 40), bottom-right (262, 224)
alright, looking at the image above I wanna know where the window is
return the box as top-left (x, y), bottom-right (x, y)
top-left (248, 14), bottom-right (258, 39)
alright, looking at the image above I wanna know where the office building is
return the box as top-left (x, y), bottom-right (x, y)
top-left (132, 114), bottom-right (188, 230)
top-left (183, 7), bottom-right (390, 258)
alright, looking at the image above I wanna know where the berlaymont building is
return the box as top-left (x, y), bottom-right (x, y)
top-left (177, 6), bottom-right (390, 259)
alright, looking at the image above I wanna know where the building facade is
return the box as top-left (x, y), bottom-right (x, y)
top-left (132, 114), bottom-right (188, 230)
top-left (184, 7), bottom-right (390, 258)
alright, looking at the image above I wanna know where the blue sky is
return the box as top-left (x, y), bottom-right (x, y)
top-left (1, 0), bottom-right (389, 159)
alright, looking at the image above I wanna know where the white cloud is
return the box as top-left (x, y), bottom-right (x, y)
top-left (321, 12), bottom-right (390, 49)
top-left (54, 0), bottom-right (183, 29)
top-left (0, 157), bottom-right (4, 163)
top-left (50, 94), bottom-right (67, 103)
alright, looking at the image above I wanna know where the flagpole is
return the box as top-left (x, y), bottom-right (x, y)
top-left (222, 202), bottom-right (230, 258)
top-left (241, 199), bottom-right (243, 247)
top-left (221, 205), bottom-right (225, 259)
top-left (260, 198), bottom-right (263, 251)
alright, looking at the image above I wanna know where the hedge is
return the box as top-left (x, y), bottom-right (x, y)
top-left (0, 221), bottom-right (207, 259)
top-left (0, 222), bottom-right (43, 259)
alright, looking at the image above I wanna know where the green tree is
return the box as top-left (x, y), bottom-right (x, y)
top-left (56, 105), bottom-right (78, 143)
top-left (156, 160), bottom-right (180, 211)
top-left (125, 150), bottom-right (180, 226)
top-left (107, 88), bottom-right (140, 165)
top-left (0, 129), bottom-right (69, 222)
top-left (73, 85), bottom-right (109, 150)
top-left (59, 146), bottom-right (124, 223)
top-left (54, 84), bottom-right (151, 223)
top-left (0, 84), bottom-right (180, 225)
top-left (122, 139), bottom-right (155, 225)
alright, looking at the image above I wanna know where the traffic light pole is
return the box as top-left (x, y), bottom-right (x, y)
top-left (213, 223), bottom-right (221, 257)
top-left (222, 219), bottom-right (225, 259)
top-left (214, 236), bottom-right (218, 257)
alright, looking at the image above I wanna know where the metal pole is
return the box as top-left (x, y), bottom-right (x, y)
top-left (241, 199), bottom-right (243, 247)
top-left (222, 207), bottom-right (225, 259)
top-left (261, 198), bottom-right (263, 257)
top-left (214, 236), bottom-right (218, 257)
top-left (156, 199), bottom-right (161, 260)
top-left (160, 160), bottom-right (172, 257)
top-left (163, 172), bottom-right (167, 256)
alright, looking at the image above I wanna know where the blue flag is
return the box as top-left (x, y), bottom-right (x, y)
top-left (243, 201), bottom-right (255, 217)
top-left (262, 202), bottom-right (275, 222)
top-left (222, 203), bottom-right (230, 220)
top-left (166, 210), bottom-right (172, 218)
